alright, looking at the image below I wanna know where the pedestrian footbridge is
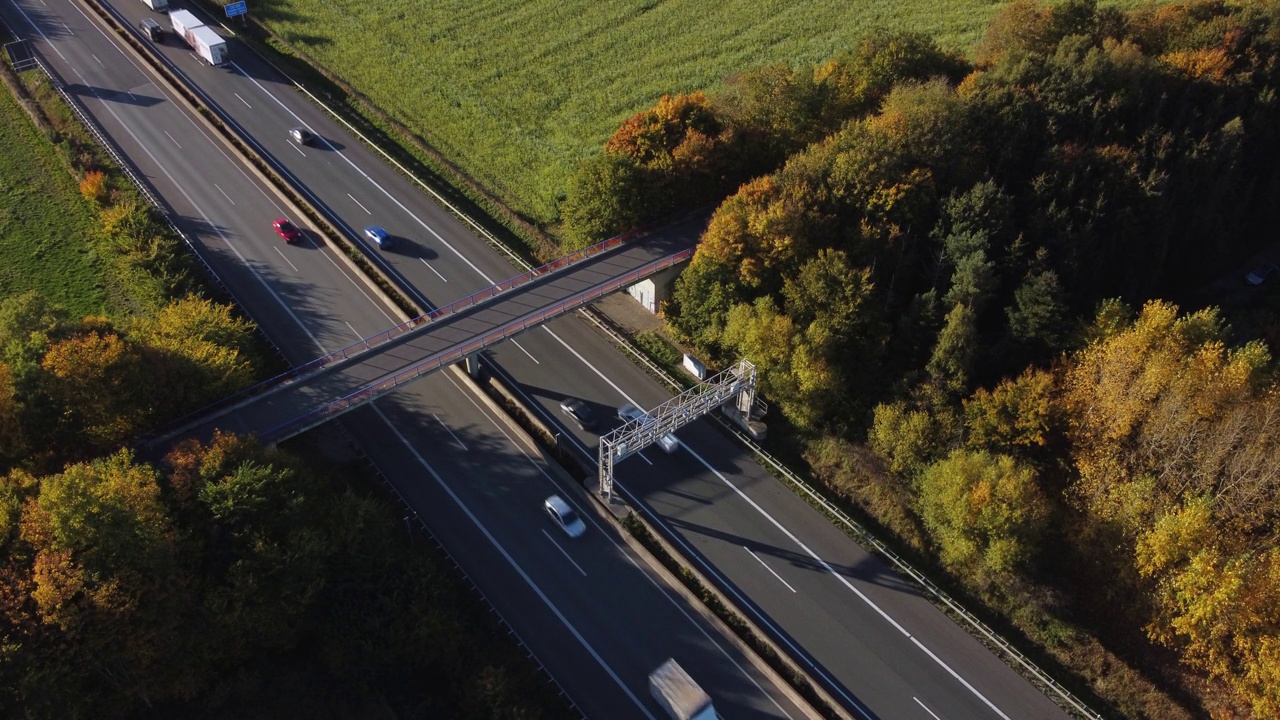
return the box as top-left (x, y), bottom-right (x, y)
top-left (150, 220), bottom-right (700, 450)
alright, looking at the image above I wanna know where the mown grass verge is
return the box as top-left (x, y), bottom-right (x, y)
top-left (0, 64), bottom-right (111, 317)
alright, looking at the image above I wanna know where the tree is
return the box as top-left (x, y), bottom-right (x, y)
top-left (1135, 496), bottom-right (1280, 718)
top-left (712, 63), bottom-right (824, 162)
top-left (560, 152), bottom-right (652, 248)
top-left (19, 452), bottom-right (184, 710)
top-left (1061, 300), bottom-right (1273, 533)
top-left (127, 295), bottom-right (257, 417)
top-left (869, 401), bottom-right (946, 477)
top-left (945, 248), bottom-right (996, 310)
top-left (916, 449), bottom-right (1050, 576)
top-left (1004, 269), bottom-right (1066, 355)
top-left (667, 258), bottom-right (741, 353)
top-left (39, 329), bottom-right (147, 453)
top-left (722, 296), bottom-right (838, 428)
top-left (818, 31), bottom-right (969, 129)
top-left (927, 303), bottom-right (979, 396)
top-left (964, 368), bottom-right (1056, 453)
top-left (0, 292), bottom-right (70, 386)
top-left (0, 363), bottom-right (26, 469)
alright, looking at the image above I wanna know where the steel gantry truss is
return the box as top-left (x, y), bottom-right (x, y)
top-left (597, 360), bottom-right (758, 500)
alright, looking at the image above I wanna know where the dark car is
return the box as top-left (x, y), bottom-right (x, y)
top-left (139, 17), bottom-right (164, 42)
top-left (1245, 263), bottom-right (1278, 286)
top-left (289, 127), bottom-right (315, 146)
top-left (559, 398), bottom-right (597, 431)
top-left (272, 217), bottom-right (302, 244)
top-left (364, 225), bottom-right (393, 250)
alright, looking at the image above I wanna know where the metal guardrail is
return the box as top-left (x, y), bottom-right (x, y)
top-left (259, 247), bottom-right (695, 443)
top-left (578, 312), bottom-right (1106, 720)
top-left (4, 42), bottom-right (287, 373)
top-left (355, 441), bottom-right (585, 719)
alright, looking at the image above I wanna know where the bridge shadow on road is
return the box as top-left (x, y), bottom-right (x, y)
top-left (64, 83), bottom-right (164, 107)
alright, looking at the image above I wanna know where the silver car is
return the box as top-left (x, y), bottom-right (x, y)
top-left (617, 403), bottom-right (679, 454)
top-left (544, 495), bottom-right (586, 538)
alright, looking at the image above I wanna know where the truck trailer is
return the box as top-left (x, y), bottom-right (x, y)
top-left (169, 9), bottom-right (227, 66)
top-left (649, 659), bottom-right (718, 720)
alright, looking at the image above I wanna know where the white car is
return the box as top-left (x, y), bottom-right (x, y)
top-left (544, 495), bottom-right (585, 538)
top-left (617, 403), bottom-right (679, 454)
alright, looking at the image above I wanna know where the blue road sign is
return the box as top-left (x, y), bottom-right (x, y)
top-left (225, 1), bottom-right (247, 18)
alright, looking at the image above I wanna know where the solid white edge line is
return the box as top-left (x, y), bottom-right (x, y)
top-left (228, 62), bottom-right (498, 285)
top-left (371, 404), bottom-right (657, 720)
top-left (541, 323), bottom-right (1010, 718)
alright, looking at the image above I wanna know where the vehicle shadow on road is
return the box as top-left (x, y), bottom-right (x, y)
top-left (382, 238), bottom-right (438, 261)
top-left (314, 137), bottom-right (346, 152)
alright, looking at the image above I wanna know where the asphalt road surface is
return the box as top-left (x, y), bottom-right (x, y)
top-left (3, 0), bottom-right (1078, 716)
top-left (0, 1), bottom-right (812, 717)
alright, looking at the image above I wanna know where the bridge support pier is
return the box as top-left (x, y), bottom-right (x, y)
top-left (464, 353), bottom-right (484, 380)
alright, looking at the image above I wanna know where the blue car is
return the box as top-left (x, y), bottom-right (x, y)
top-left (364, 225), bottom-right (393, 249)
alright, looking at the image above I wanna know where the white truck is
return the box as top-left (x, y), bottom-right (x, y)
top-left (649, 659), bottom-right (718, 720)
top-left (169, 9), bottom-right (227, 66)
top-left (141, 0), bottom-right (169, 12)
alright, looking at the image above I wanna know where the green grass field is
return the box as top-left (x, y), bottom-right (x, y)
top-left (0, 85), bottom-right (106, 318)
top-left (263, 0), bottom-right (1155, 229)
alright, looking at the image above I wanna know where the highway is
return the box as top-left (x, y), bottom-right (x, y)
top-left (0, 1), bottom-right (812, 717)
top-left (164, 227), bottom-right (698, 447)
top-left (5, 0), bottom-right (1079, 717)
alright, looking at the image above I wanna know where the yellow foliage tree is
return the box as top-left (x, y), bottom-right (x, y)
top-left (40, 329), bottom-right (145, 450)
top-left (965, 368), bottom-right (1056, 452)
top-left (1061, 300), bottom-right (1272, 532)
top-left (1064, 299), bottom-right (1280, 716)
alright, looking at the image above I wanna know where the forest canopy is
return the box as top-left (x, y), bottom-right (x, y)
top-left (576, 0), bottom-right (1280, 716)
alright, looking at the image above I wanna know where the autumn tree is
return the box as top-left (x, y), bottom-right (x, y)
top-left (39, 327), bottom-right (147, 454)
top-left (964, 368), bottom-right (1057, 455)
top-left (1059, 299), bottom-right (1280, 714)
top-left (869, 400), bottom-right (950, 478)
top-left (916, 449), bottom-right (1050, 577)
top-left (127, 295), bottom-right (257, 418)
top-left (15, 452), bottom-right (186, 714)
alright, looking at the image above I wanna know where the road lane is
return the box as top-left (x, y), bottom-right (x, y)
top-left (0, 1), bottom-right (812, 714)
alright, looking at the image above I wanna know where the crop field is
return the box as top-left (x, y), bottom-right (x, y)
top-left (0, 83), bottom-right (105, 317)
top-left (263, 0), bottom-right (1159, 229)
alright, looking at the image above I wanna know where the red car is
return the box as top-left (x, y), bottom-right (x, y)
top-left (273, 218), bottom-right (302, 244)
